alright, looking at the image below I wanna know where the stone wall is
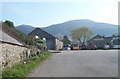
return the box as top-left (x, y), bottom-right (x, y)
top-left (1, 42), bottom-right (27, 68)
top-left (55, 39), bottom-right (63, 50)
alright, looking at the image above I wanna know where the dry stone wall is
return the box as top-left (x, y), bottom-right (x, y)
top-left (1, 42), bottom-right (27, 68)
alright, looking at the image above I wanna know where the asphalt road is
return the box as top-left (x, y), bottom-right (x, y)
top-left (28, 50), bottom-right (118, 77)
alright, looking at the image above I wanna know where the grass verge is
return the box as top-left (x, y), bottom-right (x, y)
top-left (2, 51), bottom-right (52, 79)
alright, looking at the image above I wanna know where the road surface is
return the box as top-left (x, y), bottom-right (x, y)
top-left (28, 50), bottom-right (118, 77)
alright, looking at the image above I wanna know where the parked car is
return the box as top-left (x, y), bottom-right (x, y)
top-left (110, 37), bottom-right (120, 49)
top-left (112, 45), bottom-right (120, 49)
top-left (62, 44), bottom-right (71, 50)
top-left (71, 44), bottom-right (80, 50)
top-left (104, 44), bottom-right (110, 49)
top-left (80, 45), bottom-right (87, 50)
top-left (89, 45), bottom-right (97, 50)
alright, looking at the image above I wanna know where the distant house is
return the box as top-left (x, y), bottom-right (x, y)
top-left (28, 28), bottom-right (63, 50)
top-left (62, 36), bottom-right (82, 50)
top-left (87, 35), bottom-right (120, 49)
top-left (62, 36), bottom-right (71, 45)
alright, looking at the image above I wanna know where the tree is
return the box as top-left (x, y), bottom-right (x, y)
top-left (71, 26), bottom-right (92, 44)
top-left (3, 20), bottom-right (14, 28)
top-left (2, 20), bottom-right (26, 44)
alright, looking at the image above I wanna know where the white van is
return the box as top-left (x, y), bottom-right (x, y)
top-left (62, 44), bottom-right (71, 50)
top-left (110, 37), bottom-right (120, 49)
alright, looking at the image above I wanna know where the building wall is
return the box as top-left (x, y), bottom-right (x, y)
top-left (0, 42), bottom-right (2, 68)
top-left (89, 40), bottom-right (105, 48)
top-left (88, 36), bottom-right (113, 49)
top-left (46, 38), bottom-right (55, 50)
top-left (55, 39), bottom-right (63, 50)
top-left (46, 38), bottom-right (63, 50)
top-left (1, 42), bottom-right (27, 68)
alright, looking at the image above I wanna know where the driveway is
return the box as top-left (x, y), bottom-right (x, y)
top-left (28, 50), bottom-right (118, 77)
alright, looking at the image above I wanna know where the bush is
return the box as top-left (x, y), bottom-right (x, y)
top-left (2, 51), bottom-right (52, 79)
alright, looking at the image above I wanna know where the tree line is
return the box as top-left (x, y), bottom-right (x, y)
top-left (2, 20), bottom-right (46, 50)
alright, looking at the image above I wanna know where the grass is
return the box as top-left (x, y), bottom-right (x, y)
top-left (2, 51), bottom-right (52, 79)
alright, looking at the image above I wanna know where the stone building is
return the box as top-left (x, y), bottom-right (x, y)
top-left (28, 28), bottom-right (63, 50)
top-left (62, 36), bottom-right (71, 45)
top-left (87, 35), bottom-right (118, 49)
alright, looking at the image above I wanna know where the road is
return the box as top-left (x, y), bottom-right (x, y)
top-left (28, 50), bottom-right (118, 77)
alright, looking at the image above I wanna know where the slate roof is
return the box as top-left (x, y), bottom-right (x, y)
top-left (104, 37), bottom-right (113, 43)
top-left (29, 28), bottom-right (63, 42)
top-left (29, 28), bottom-right (55, 39)
top-left (0, 30), bottom-right (23, 46)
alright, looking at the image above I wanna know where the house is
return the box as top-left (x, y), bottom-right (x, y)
top-left (28, 28), bottom-right (63, 50)
top-left (87, 35), bottom-right (119, 49)
top-left (62, 36), bottom-right (81, 50)
top-left (62, 36), bottom-right (71, 45)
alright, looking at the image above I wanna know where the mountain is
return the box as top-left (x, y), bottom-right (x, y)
top-left (16, 25), bottom-right (35, 35)
top-left (16, 19), bottom-right (118, 37)
top-left (43, 19), bottom-right (118, 37)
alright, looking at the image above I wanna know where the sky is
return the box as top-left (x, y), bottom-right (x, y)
top-left (1, 0), bottom-right (119, 27)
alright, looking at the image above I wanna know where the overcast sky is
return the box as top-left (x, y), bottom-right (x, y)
top-left (1, 0), bottom-right (119, 27)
